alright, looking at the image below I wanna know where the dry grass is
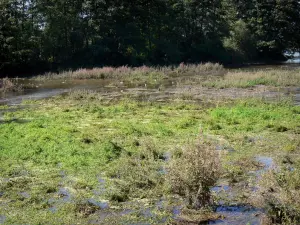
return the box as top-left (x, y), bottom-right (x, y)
top-left (167, 136), bottom-right (221, 209)
top-left (0, 78), bottom-right (22, 93)
top-left (204, 69), bottom-right (300, 88)
top-left (35, 63), bottom-right (224, 80)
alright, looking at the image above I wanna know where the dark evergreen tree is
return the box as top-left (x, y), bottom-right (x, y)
top-left (1, 0), bottom-right (300, 76)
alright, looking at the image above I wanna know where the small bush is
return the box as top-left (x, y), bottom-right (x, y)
top-left (167, 137), bottom-right (221, 209)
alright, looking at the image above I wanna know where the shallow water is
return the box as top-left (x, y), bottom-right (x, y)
top-left (209, 156), bottom-right (275, 225)
top-left (209, 205), bottom-right (263, 225)
top-left (0, 88), bottom-right (68, 105)
top-left (256, 156), bottom-right (274, 171)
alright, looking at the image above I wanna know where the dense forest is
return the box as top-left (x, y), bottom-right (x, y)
top-left (1, 0), bottom-right (300, 76)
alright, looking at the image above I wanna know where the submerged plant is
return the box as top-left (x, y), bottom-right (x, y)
top-left (167, 136), bottom-right (221, 209)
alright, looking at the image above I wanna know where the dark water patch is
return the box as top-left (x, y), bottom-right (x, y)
top-left (0, 192), bottom-right (4, 197)
top-left (211, 185), bottom-right (230, 193)
top-left (295, 93), bottom-right (300, 106)
top-left (172, 206), bottom-right (182, 219)
top-left (97, 177), bottom-right (105, 184)
top-left (209, 205), bottom-right (263, 225)
top-left (57, 187), bottom-right (72, 202)
top-left (256, 156), bottom-right (274, 170)
top-left (210, 157), bottom-right (274, 224)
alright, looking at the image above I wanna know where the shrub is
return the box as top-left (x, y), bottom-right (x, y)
top-left (167, 137), bottom-right (221, 209)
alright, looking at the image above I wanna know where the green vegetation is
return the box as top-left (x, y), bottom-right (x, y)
top-left (0, 90), bottom-right (299, 223)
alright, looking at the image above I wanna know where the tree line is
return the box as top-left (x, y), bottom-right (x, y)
top-left (1, 0), bottom-right (300, 76)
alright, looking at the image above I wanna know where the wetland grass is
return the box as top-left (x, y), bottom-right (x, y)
top-left (32, 64), bottom-right (300, 93)
top-left (0, 78), bottom-right (22, 93)
top-left (34, 63), bottom-right (224, 80)
top-left (0, 89), bottom-right (299, 223)
top-left (203, 69), bottom-right (300, 88)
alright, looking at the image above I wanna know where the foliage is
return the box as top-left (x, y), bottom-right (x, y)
top-left (223, 20), bottom-right (257, 61)
top-left (2, 0), bottom-right (300, 76)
